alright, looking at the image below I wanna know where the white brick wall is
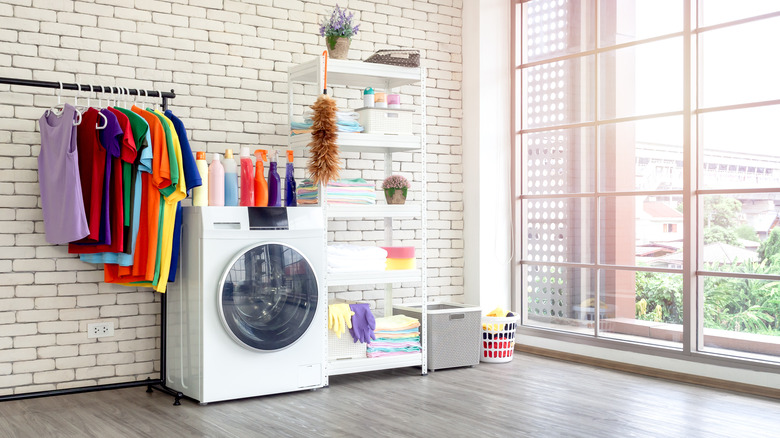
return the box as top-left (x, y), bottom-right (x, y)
top-left (0, 0), bottom-right (463, 395)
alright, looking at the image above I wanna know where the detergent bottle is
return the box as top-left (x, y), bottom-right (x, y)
top-left (285, 150), bottom-right (297, 207)
top-left (223, 149), bottom-right (238, 206)
top-left (267, 149), bottom-right (281, 207)
top-left (254, 149), bottom-right (268, 207)
top-left (239, 146), bottom-right (254, 206)
top-left (193, 151), bottom-right (208, 206)
top-left (208, 153), bottom-right (224, 206)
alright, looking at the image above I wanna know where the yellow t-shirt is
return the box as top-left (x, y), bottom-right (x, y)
top-left (153, 110), bottom-right (186, 293)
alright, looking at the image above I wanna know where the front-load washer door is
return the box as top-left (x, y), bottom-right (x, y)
top-left (218, 242), bottom-right (319, 352)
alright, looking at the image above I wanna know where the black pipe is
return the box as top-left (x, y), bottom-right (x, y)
top-left (0, 380), bottom-right (159, 403)
top-left (0, 77), bottom-right (175, 100)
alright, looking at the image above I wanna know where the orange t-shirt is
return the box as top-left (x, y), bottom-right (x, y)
top-left (105, 106), bottom-right (171, 284)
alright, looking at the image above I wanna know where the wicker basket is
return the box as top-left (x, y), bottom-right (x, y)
top-left (364, 49), bottom-right (420, 67)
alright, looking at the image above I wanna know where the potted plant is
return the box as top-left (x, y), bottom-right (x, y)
top-left (382, 175), bottom-right (410, 205)
top-left (319, 4), bottom-right (360, 60)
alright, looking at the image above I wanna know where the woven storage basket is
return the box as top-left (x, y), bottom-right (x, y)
top-left (364, 49), bottom-right (420, 67)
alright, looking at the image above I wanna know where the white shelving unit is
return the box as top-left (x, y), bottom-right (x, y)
top-left (287, 57), bottom-right (427, 383)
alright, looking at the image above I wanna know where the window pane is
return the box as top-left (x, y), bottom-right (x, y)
top-left (521, 55), bottom-right (595, 129)
top-left (599, 196), bottom-right (685, 267)
top-left (699, 17), bottom-right (780, 108)
top-left (599, 269), bottom-right (683, 349)
top-left (524, 198), bottom-right (595, 264)
top-left (522, 0), bottom-right (595, 64)
top-left (523, 127), bottom-right (595, 195)
top-left (698, 0), bottom-right (779, 28)
top-left (700, 194), bottom-right (777, 273)
top-left (600, 0), bottom-right (682, 46)
top-left (700, 106), bottom-right (780, 190)
top-left (600, 116), bottom-right (683, 192)
top-left (702, 275), bottom-right (780, 362)
top-left (599, 38), bottom-right (682, 119)
top-left (524, 265), bottom-right (596, 335)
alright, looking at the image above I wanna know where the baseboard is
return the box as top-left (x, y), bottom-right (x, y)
top-left (516, 344), bottom-right (780, 400)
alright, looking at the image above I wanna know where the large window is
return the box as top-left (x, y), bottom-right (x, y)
top-left (513, 1), bottom-right (780, 363)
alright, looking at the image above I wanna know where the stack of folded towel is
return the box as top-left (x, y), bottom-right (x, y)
top-left (290, 110), bottom-right (364, 134)
top-left (297, 178), bottom-right (377, 205)
top-left (327, 244), bottom-right (387, 273)
top-left (367, 314), bottom-right (421, 358)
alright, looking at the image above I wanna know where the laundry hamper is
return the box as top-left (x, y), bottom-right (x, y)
top-left (480, 315), bottom-right (519, 363)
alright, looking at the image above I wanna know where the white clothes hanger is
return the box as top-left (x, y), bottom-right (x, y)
top-left (46, 81), bottom-right (66, 117)
top-left (91, 85), bottom-right (107, 130)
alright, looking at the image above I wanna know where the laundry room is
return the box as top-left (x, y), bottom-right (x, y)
top-left (3, 1), bottom-right (780, 436)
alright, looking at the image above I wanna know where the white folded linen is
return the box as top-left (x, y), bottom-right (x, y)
top-left (327, 244), bottom-right (388, 260)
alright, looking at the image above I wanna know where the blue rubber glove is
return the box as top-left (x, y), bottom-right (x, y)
top-left (349, 303), bottom-right (375, 343)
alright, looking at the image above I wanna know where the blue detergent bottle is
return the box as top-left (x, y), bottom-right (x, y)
top-left (223, 149), bottom-right (238, 206)
top-left (285, 150), bottom-right (297, 207)
top-left (267, 149), bottom-right (281, 207)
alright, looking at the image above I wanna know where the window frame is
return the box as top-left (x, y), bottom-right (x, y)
top-left (511, 0), bottom-right (780, 371)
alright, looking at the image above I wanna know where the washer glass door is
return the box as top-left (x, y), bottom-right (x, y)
top-left (219, 242), bottom-right (318, 351)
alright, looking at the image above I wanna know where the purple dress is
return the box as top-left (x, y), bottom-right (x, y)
top-left (38, 103), bottom-right (89, 244)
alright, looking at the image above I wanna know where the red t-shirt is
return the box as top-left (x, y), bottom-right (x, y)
top-left (68, 108), bottom-right (106, 247)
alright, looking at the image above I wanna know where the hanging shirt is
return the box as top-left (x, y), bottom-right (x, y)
top-left (37, 103), bottom-right (89, 244)
top-left (107, 106), bottom-right (170, 283)
top-left (151, 110), bottom-right (186, 292)
top-left (69, 107), bottom-right (107, 250)
top-left (71, 109), bottom-right (124, 254)
top-left (108, 107), bottom-right (137, 243)
top-left (164, 110), bottom-right (201, 282)
top-left (78, 109), bottom-right (138, 262)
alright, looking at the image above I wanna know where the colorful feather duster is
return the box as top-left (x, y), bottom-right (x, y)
top-left (307, 51), bottom-right (341, 185)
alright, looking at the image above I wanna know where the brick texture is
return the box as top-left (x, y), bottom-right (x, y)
top-left (0, 0), bottom-right (463, 394)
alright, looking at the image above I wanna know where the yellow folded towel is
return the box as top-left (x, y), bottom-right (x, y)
top-left (386, 258), bottom-right (416, 270)
top-left (375, 314), bottom-right (420, 331)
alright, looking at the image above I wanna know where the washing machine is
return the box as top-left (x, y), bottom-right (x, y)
top-left (166, 206), bottom-right (326, 404)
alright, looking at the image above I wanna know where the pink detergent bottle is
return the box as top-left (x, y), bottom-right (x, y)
top-left (208, 153), bottom-right (225, 206)
top-left (239, 146), bottom-right (254, 206)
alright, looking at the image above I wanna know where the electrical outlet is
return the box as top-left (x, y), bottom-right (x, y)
top-left (87, 322), bottom-right (114, 339)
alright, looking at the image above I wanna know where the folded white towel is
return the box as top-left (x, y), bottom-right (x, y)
top-left (328, 263), bottom-right (388, 273)
top-left (328, 257), bottom-right (387, 269)
top-left (327, 244), bottom-right (388, 260)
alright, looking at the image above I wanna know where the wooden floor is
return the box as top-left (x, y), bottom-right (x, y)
top-left (1, 352), bottom-right (779, 437)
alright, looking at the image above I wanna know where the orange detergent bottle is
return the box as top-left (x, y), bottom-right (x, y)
top-left (254, 149), bottom-right (268, 207)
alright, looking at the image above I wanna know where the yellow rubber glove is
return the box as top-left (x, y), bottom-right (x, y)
top-left (329, 303), bottom-right (355, 338)
top-left (328, 304), bottom-right (340, 335)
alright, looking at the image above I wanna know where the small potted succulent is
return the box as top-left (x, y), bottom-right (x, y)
top-left (382, 175), bottom-right (410, 205)
top-left (319, 4), bottom-right (360, 59)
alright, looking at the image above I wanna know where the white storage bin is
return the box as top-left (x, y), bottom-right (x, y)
top-left (356, 107), bottom-right (413, 135)
top-left (328, 331), bottom-right (367, 360)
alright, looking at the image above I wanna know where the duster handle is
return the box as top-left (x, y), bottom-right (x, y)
top-left (322, 50), bottom-right (328, 95)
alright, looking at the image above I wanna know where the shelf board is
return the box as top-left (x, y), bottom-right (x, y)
top-left (288, 58), bottom-right (421, 89)
top-left (289, 132), bottom-right (420, 153)
top-left (327, 353), bottom-right (423, 376)
top-left (327, 203), bottom-right (421, 218)
top-left (328, 269), bottom-right (422, 286)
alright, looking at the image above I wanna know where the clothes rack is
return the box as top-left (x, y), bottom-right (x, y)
top-left (0, 76), bottom-right (182, 405)
top-left (0, 77), bottom-right (175, 111)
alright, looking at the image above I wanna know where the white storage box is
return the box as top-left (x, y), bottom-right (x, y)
top-left (328, 330), bottom-right (367, 361)
top-left (356, 107), bottom-right (413, 135)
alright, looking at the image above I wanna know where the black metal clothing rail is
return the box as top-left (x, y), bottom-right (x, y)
top-left (0, 77), bottom-right (176, 111)
top-left (0, 76), bottom-right (181, 405)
